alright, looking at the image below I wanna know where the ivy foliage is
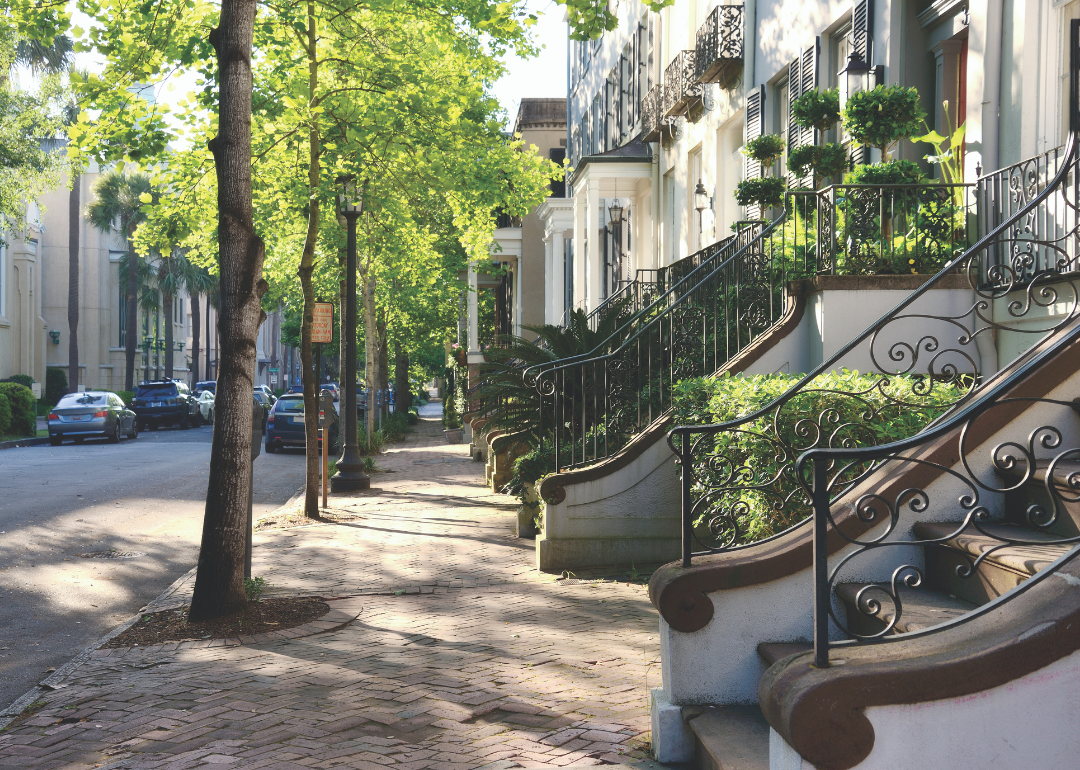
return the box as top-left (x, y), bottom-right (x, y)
top-left (842, 84), bottom-right (927, 159)
top-left (672, 370), bottom-right (965, 544)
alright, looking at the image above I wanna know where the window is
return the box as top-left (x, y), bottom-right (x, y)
top-left (690, 149), bottom-right (703, 248)
top-left (664, 170), bottom-right (676, 263)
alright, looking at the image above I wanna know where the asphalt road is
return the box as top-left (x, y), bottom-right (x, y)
top-left (0, 423), bottom-right (308, 709)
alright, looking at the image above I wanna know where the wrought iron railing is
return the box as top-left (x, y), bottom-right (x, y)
top-left (534, 225), bottom-right (765, 472)
top-left (583, 269), bottom-right (662, 332)
top-left (694, 5), bottom-right (744, 87)
top-left (663, 51), bottom-right (702, 118)
top-left (669, 29), bottom-right (1080, 585)
top-left (642, 84), bottom-right (670, 143)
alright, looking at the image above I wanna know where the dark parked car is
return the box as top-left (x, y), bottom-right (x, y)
top-left (131, 380), bottom-right (201, 430)
top-left (265, 393), bottom-right (338, 453)
top-left (194, 380), bottom-right (216, 395)
top-left (48, 391), bottom-right (138, 445)
top-left (253, 390), bottom-right (275, 432)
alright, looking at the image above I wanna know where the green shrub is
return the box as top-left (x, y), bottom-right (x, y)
top-left (45, 368), bottom-right (68, 404)
top-left (672, 370), bottom-right (966, 545)
top-left (735, 176), bottom-right (785, 208)
top-left (0, 392), bottom-right (11, 434)
top-left (846, 159), bottom-right (926, 186)
top-left (788, 143), bottom-right (849, 181)
top-left (741, 134), bottom-right (786, 168)
top-left (406, 410), bottom-right (419, 425)
top-left (503, 445), bottom-right (556, 499)
top-left (383, 411), bottom-right (410, 441)
top-left (114, 390), bottom-right (135, 406)
top-left (842, 85), bottom-right (927, 159)
top-left (0, 383), bottom-right (36, 437)
top-left (358, 428), bottom-right (385, 456)
top-left (791, 87), bottom-right (841, 132)
top-left (2, 374), bottom-right (34, 389)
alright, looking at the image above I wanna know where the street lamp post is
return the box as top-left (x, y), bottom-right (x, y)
top-left (607, 198), bottom-right (624, 296)
top-left (331, 175), bottom-right (370, 491)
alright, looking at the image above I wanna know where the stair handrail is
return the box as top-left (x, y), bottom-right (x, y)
top-left (669, 95), bottom-right (1080, 568)
top-left (535, 216), bottom-right (779, 471)
top-left (521, 229), bottom-right (745, 384)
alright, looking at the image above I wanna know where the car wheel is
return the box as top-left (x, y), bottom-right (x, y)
top-left (266, 441), bottom-right (276, 453)
top-left (209, 408), bottom-right (215, 424)
top-left (109, 422), bottom-right (121, 444)
top-left (128, 420), bottom-right (138, 440)
top-left (179, 412), bottom-right (190, 429)
top-left (193, 410), bottom-right (203, 428)
top-left (49, 435), bottom-right (62, 446)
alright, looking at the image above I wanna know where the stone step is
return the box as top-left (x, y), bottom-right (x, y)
top-left (913, 521), bottom-right (1072, 605)
top-left (757, 642), bottom-right (812, 667)
top-left (687, 706), bottom-right (770, 770)
top-left (1002, 460), bottom-right (1080, 538)
top-left (835, 582), bottom-right (977, 636)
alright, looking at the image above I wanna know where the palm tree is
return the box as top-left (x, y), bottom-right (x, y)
top-left (186, 265), bottom-right (215, 385)
top-left (86, 170), bottom-right (155, 391)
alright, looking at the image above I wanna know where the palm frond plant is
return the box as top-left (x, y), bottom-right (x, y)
top-left (469, 298), bottom-right (633, 457)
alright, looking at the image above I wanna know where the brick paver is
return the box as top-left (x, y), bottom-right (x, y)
top-left (0, 411), bottom-right (666, 769)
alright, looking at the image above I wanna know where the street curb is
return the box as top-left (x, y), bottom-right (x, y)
top-left (0, 437), bottom-right (49, 451)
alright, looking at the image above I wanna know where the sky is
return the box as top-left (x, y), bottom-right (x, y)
top-left (492, 0), bottom-right (569, 129)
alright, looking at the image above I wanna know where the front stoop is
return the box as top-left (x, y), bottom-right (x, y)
top-left (536, 532), bottom-right (680, 572)
top-left (688, 707), bottom-right (770, 770)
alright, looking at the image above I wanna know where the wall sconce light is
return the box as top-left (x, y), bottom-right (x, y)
top-left (49, 330), bottom-right (60, 345)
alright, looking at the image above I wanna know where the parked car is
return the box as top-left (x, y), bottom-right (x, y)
top-left (265, 393), bottom-right (338, 453)
top-left (132, 380), bottom-right (201, 430)
top-left (255, 384), bottom-right (274, 400)
top-left (252, 390), bottom-right (275, 432)
top-left (48, 391), bottom-right (138, 445)
top-left (194, 380), bottom-right (216, 395)
top-left (322, 382), bottom-right (339, 401)
top-left (196, 390), bottom-right (215, 424)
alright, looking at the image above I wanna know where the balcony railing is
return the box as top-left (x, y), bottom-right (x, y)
top-left (694, 5), bottom-right (744, 86)
top-left (641, 84), bottom-right (672, 142)
top-left (662, 50), bottom-right (702, 118)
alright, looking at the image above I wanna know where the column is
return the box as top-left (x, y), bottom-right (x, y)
top-left (551, 232), bottom-right (565, 325)
top-left (467, 260), bottom-right (480, 360)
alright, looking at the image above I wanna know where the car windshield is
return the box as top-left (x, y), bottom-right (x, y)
top-left (58, 393), bottom-right (107, 406)
top-left (253, 392), bottom-right (268, 403)
top-left (276, 398), bottom-right (304, 413)
top-left (137, 384), bottom-right (177, 398)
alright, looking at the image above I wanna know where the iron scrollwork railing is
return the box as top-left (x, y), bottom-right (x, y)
top-left (670, 129), bottom-right (1080, 567)
top-left (663, 50), bottom-right (702, 117)
top-left (641, 84), bottom-right (670, 143)
top-left (694, 4), bottom-right (744, 87)
top-left (583, 268), bottom-right (663, 332)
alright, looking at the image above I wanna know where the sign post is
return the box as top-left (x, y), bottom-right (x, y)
top-left (313, 302), bottom-right (334, 507)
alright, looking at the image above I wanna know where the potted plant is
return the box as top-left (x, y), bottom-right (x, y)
top-left (443, 390), bottom-right (463, 444)
top-left (792, 87), bottom-right (842, 133)
top-left (741, 134), bottom-right (786, 169)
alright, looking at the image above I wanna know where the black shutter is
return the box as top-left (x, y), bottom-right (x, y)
top-left (850, 0), bottom-right (873, 165)
top-left (744, 85), bottom-right (766, 219)
top-left (788, 39), bottom-right (819, 187)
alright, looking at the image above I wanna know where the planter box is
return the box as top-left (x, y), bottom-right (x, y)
top-left (517, 481), bottom-right (540, 538)
top-left (444, 428), bottom-right (462, 444)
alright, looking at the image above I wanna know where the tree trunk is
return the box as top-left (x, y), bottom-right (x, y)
top-left (191, 292), bottom-right (201, 384)
top-left (124, 229), bottom-right (138, 391)
top-left (163, 292), bottom-right (175, 380)
top-left (297, 0), bottom-right (321, 519)
top-left (188, 0), bottom-right (267, 623)
top-left (363, 273), bottom-right (377, 438)
top-left (394, 343), bottom-right (410, 413)
top-left (68, 174), bottom-right (80, 394)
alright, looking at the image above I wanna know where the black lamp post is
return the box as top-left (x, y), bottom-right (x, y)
top-left (331, 175), bottom-right (370, 492)
top-left (607, 198), bottom-right (624, 295)
top-left (694, 179), bottom-right (711, 247)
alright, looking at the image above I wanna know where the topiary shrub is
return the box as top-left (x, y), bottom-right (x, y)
top-left (787, 143), bottom-right (849, 182)
top-left (740, 134), bottom-right (786, 169)
top-left (0, 382), bottom-right (36, 437)
top-left (791, 87), bottom-right (841, 132)
top-left (842, 84), bottom-right (927, 160)
top-left (45, 367), bottom-right (68, 405)
top-left (115, 390), bottom-right (135, 406)
top-left (735, 176), bottom-right (786, 208)
top-left (846, 158), bottom-right (926, 186)
top-left (0, 392), bottom-right (11, 435)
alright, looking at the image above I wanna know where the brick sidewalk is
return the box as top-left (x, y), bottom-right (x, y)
top-left (0, 416), bottom-right (669, 770)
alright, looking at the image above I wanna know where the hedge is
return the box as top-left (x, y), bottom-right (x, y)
top-left (0, 392), bottom-right (11, 435)
top-left (0, 382), bottom-right (36, 437)
top-left (45, 367), bottom-right (68, 405)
